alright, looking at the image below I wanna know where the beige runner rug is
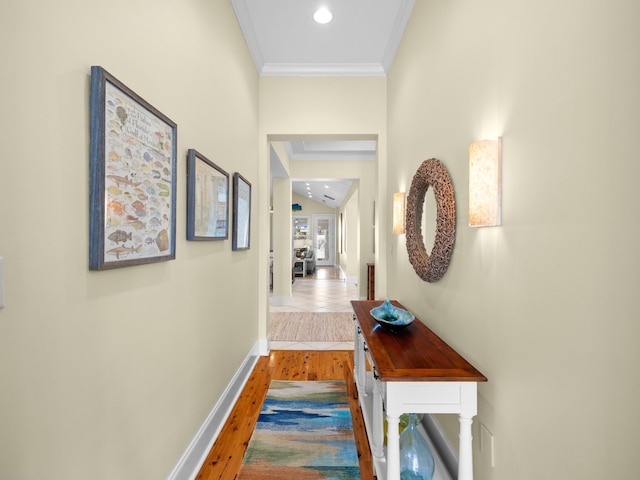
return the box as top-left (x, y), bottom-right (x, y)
top-left (270, 312), bottom-right (354, 342)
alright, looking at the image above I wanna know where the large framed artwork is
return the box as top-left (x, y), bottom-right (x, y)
top-left (186, 149), bottom-right (229, 240)
top-left (232, 172), bottom-right (251, 251)
top-left (89, 66), bottom-right (177, 270)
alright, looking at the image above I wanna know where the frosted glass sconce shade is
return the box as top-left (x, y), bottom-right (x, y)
top-left (393, 192), bottom-right (406, 234)
top-left (469, 138), bottom-right (502, 227)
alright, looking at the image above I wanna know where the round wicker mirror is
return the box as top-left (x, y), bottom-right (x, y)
top-left (405, 158), bottom-right (456, 282)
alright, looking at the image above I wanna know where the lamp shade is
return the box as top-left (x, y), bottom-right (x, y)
top-left (393, 192), bottom-right (406, 234)
top-left (469, 138), bottom-right (502, 227)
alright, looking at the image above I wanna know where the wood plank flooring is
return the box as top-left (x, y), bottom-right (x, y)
top-left (195, 350), bottom-right (374, 480)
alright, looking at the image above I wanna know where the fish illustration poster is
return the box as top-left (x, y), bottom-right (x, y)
top-left (89, 67), bottom-right (177, 269)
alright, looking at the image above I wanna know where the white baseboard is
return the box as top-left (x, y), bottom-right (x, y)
top-left (346, 276), bottom-right (358, 286)
top-left (166, 341), bottom-right (261, 480)
top-left (259, 335), bottom-right (270, 356)
top-left (270, 295), bottom-right (292, 306)
top-left (422, 414), bottom-right (458, 480)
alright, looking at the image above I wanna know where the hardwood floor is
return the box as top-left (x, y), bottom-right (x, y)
top-left (195, 350), bottom-right (374, 480)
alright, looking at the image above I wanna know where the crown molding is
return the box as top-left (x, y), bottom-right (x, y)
top-left (230, 0), bottom-right (264, 73)
top-left (382, 0), bottom-right (415, 72)
top-left (260, 63), bottom-right (387, 77)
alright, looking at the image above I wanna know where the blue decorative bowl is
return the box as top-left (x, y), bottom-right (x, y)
top-left (370, 300), bottom-right (415, 332)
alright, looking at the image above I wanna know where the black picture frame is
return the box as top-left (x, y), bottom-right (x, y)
top-left (186, 149), bottom-right (229, 240)
top-left (232, 172), bottom-right (251, 251)
top-left (89, 66), bottom-right (177, 270)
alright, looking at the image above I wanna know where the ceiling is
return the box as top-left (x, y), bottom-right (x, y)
top-left (234, 0), bottom-right (414, 208)
top-left (230, 0), bottom-right (415, 76)
top-left (292, 178), bottom-right (356, 210)
top-left (286, 140), bottom-right (375, 208)
top-left (270, 140), bottom-right (376, 209)
top-left (285, 140), bottom-right (376, 161)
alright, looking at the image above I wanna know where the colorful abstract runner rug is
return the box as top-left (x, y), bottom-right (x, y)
top-left (238, 380), bottom-right (361, 480)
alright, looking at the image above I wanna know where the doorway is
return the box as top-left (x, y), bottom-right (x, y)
top-left (312, 214), bottom-right (335, 267)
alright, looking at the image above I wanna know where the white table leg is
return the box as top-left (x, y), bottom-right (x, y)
top-left (355, 326), bottom-right (367, 397)
top-left (458, 414), bottom-right (474, 480)
top-left (371, 378), bottom-right (385, 459)
top-left (386, 412), bottom-right (401, 480)
top-left (353, 323), bottom-right (359, 385)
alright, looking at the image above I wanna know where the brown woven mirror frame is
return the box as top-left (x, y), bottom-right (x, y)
top-left (405, 158), bottom-right (456, 282)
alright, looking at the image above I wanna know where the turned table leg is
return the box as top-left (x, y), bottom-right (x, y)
top-left (371, 378), bottom-right (385, 459)
top-left (458, 414), bottom-right (474, 480)
top-left (386, 412), bottom-right (401, 480)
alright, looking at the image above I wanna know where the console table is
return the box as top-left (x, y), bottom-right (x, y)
top-left (351, 300), bottom-right (487, 480)
top-left (293, 258), bottom-right (306, 277)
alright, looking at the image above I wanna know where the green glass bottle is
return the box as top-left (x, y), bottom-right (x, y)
top-left (399, 414), bottom-right (435, 480)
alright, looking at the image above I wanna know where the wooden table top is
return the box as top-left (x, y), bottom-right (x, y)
top-left (351, 300), bottom-right (487, 382)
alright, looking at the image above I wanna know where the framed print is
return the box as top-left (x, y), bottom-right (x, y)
top-left (89, 66), bottom-right (177, 270)
top-left (186, 149), bottom-right (229, 240)
top-left (232, 172), bottom-right (251, 251)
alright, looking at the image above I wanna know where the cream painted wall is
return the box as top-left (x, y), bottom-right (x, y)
top-left (387, 1), bottom-right (640, 479)
top-left (340, 186), bottom-right (361, 287)
top-left (292, 191), bottom-right (337, 218)
top-left (271, 177), bottom-right (292, 302)
top-left (336, 182), bottom-right (360, 280)
top-left (268, 142), bottom-right (292, 305)
top-left (0, 1), bottom-right (258, 479)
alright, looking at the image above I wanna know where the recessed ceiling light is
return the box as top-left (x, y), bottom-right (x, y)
top-left (313, 7), bottom-right (332, 24)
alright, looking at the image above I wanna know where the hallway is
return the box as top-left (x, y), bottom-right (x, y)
top-left (269, 266), bottom-right (359, 350)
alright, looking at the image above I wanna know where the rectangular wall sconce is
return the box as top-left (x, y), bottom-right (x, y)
top-left (469, 137), bottom-right (502, 227)
top-left (393, 192), bottom-right (406, 234)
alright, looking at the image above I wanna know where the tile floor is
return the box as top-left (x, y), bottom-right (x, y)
top-left (270, 266), bottom-right (358, 350)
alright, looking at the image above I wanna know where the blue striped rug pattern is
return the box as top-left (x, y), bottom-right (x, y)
top-left (238, 380), bottom-right (361, 480)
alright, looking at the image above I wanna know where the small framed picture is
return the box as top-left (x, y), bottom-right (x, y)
top-left (89, 66), bottom-right (177, 270)
top-left (232, 172), bottom-right (251, 251)
top-left (186, 149), bottom-right (229, 240)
